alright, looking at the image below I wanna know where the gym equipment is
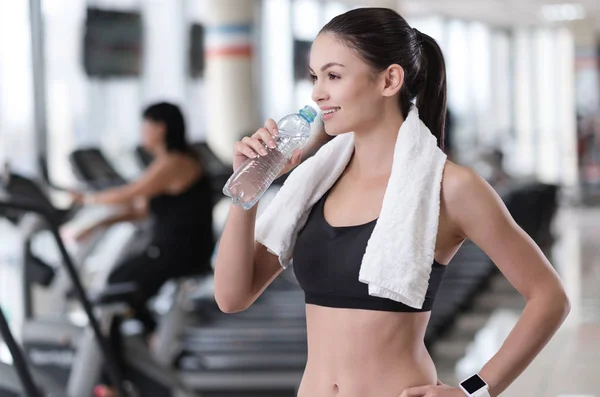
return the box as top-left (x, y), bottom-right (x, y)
top-left (0, 304), bottom-right (66, 397)
top-left (0, 197), bottom-right (199, 397)
top-left (69, 148), bottom-right (127, 190)
top-left (1, 171), bottom-right (305, 396)
top-left (0, 198), bottom-right (132, 396)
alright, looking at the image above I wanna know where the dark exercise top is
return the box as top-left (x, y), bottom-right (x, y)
top-left (293, 188), bottom-right (447, 312)
top-left (149, 173), bottom-right (215, 260)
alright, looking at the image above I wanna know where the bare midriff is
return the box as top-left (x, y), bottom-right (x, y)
top-left (297, 304), bottom-right (437, 397)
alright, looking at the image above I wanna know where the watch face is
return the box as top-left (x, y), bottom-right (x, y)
top-left (461, 374), bottom-right (487, 393)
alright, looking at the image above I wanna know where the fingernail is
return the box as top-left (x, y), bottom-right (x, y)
top-left (273, 129), bottom-right (279, 136)
top-left (260, 149), bottom-right (268, 156)
top-left (268, 141), bottom-right (276, 149)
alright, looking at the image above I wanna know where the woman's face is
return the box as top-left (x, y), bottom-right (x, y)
top-left (309, 32), bottom-right (387, 136)
top-left (141, 119), bottom-right (165, 151)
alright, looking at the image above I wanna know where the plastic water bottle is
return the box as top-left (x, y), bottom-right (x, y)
top-left (223, 105), bottom-right (317, 210)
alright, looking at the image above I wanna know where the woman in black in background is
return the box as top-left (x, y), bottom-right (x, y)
top-left (72, 102), bottom-right (215, 336)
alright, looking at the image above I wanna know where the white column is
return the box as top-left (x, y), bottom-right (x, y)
top-left (141, 0), bottom-right (187, 105)
top-left (0, 1), bottom-right (36, 175)
top-left (490, 31), bottom-right (512, 150)
top-left (556, 28), bottom-right (578, 190)
top-left (468, 22), bottom-right (493, 148)
top-left (205, 0), bottom-right (259, 164)
top-left (510, 28), bottom-right (536, 178)
top-left (260, 0), bottom-right (293, 122)
top-left (43, 0), bottom-right (86, 185)
top-left (533, 28), bottom-right (560, 184)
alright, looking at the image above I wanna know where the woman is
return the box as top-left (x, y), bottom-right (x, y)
top-left (214, 8), bottom-right (569, 397)
top-left (73, 102), bottom-right (215, 335)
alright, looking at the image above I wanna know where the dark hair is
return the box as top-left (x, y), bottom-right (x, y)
top-left (320, 7), bottom-right (447, 150)
top-left (143, 102), bottom-right (193, 154)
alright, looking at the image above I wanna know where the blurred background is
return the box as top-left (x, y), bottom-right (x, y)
top-left (0, 0), bottom-right (599, 396)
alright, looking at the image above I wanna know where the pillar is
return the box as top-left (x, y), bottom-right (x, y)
top-left (204, 0), bottom-right (259, 164)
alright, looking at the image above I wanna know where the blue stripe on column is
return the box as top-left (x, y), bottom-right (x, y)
top-left (206, 24), bottom-right (252, 35)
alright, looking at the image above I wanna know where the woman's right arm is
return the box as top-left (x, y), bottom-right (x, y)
top-left (213, 205), bottom-right (282, 313)
top-left (213, 119), bottom-right (302, 313)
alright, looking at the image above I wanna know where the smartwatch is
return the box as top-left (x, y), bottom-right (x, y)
top-left (459, 373), bottom-right (490, 396)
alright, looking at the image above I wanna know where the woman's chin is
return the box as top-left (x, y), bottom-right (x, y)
top-left (323, 123), bottom-right (350, 136)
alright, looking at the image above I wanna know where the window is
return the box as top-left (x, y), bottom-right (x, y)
top-left (42, 0), bottom-right (207, 186)
top-left (0, 0), bottom-right (36, 175)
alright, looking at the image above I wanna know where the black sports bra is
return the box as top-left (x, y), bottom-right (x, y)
top-left (293, 188), bottom-right (447, 312)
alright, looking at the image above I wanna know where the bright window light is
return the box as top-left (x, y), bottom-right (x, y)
top-left (541, 3), bottom-right (586, 22)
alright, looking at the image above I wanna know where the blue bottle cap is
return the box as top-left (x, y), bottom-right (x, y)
top-left (299, 105), bottom-right (317, 123)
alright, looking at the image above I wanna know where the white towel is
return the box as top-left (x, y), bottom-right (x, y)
top-left (255, 106), bottom-right (447, 309)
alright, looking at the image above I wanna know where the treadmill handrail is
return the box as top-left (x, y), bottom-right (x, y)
top-left (0, 307), bottom-right (43, 397)
top-left (0, 199), bottom-right (131, 397)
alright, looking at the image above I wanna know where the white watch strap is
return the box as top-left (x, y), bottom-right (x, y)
top-left (474, 389), bottom-right (491, 397)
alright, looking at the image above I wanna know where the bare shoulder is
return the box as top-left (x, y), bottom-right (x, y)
top-left (441, 161), bottom-right (487, 202)
top-left (163, 152), bottom-right (190, 165)
top-left (440, 161), bottom-right (511, 237)
top-left (159, 152), bottom-right (201, 173)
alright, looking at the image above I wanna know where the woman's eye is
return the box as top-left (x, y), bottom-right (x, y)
top-left (309, 73), bottom-right (339, 83)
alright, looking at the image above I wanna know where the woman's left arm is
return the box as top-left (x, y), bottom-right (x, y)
top-left (84, 158), bottom-right (177, 205)
top-left (448, 166), bottom-right (570, 396)
top-left (402, 165), bottom-right (570, 397)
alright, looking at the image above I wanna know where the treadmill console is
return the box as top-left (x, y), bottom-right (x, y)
top-left (69, 148), bottom-right (127, 190)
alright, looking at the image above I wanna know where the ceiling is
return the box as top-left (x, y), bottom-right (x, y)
top-left (341, 0), bottom-right (600, 30)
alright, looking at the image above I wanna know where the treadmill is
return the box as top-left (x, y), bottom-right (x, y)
top-left (69, 148), bottom-right (127, 190)
top-left (155, 262), bottom-right (309, 385)
top-left (0, 189), bottom-right (304, 395)
top-left (0, 170), bottom-right (88, 319)
top-left (0, 304), bottom-right (65, 397)
top-left (0, 170), bottom-right (117, 384)
top-left (0, 198), bottom-right (196, 397)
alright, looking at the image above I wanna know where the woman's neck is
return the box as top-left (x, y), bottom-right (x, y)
top-left (349, 106), bottom-right (404, 179)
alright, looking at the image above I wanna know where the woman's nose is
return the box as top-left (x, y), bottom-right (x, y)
top-left (311, 81), bottom-right (329, 103)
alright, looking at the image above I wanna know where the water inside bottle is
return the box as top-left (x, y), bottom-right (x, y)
top-left (224, 134), bottom-right (308, 209)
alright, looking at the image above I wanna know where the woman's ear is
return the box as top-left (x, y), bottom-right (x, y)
top-left (381, 64), bottom-right (404, 97)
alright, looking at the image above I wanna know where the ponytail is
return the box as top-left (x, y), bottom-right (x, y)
top-left (415, 32), bottom-right (447, 151)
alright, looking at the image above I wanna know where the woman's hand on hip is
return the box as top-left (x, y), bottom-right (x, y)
top-left (399, 382), bottom-right (465, 397)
